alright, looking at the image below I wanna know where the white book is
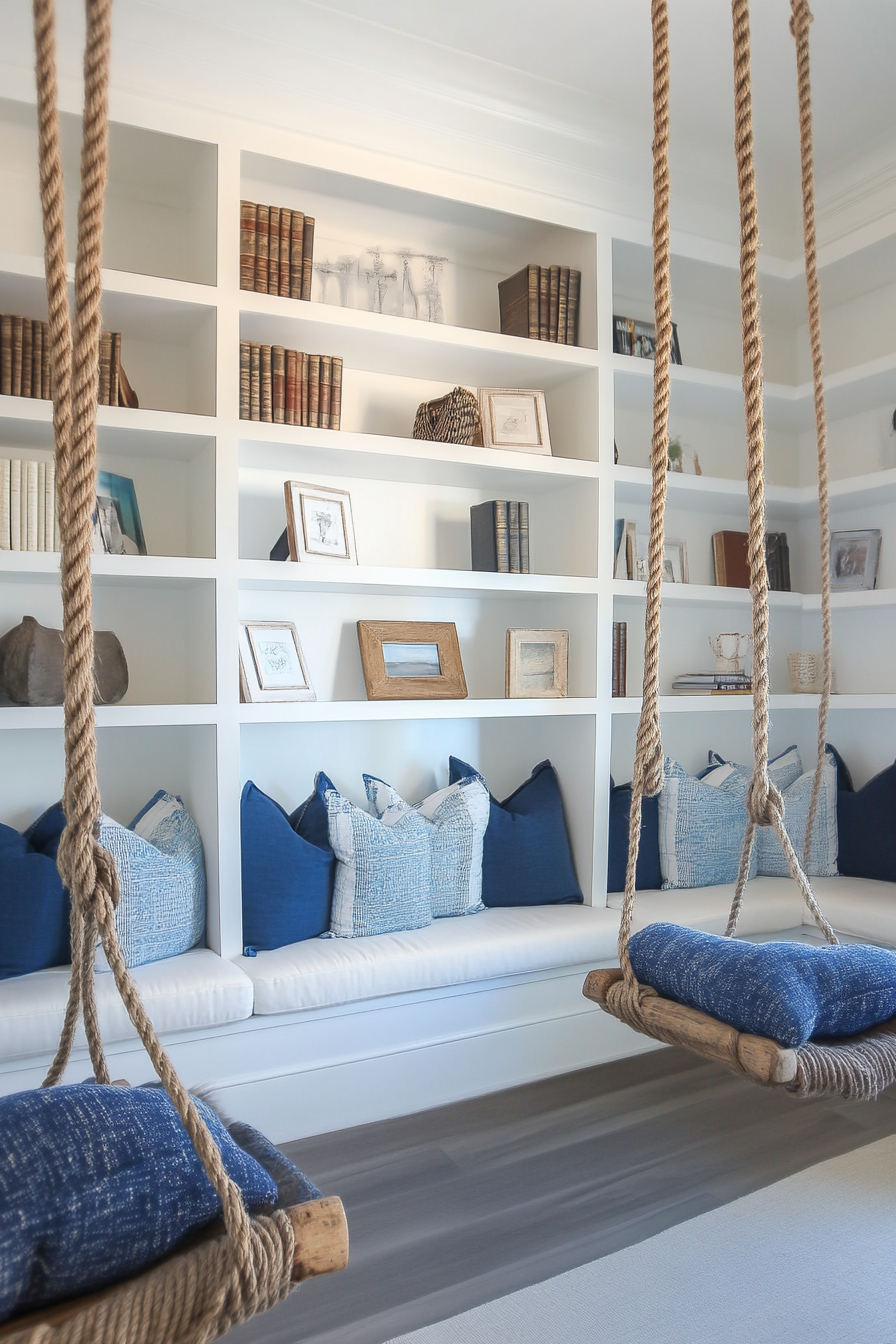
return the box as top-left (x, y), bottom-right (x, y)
top-left (37, 461), bottom-right (46, 551)
top-left (9, 460), bottom-right (21, 552)
top-left (25, 460), bottom-right (39, 551)
top-left (0, 459), bottom-right (9, 550)
top-left (45, 460), bottom-right (56, 551)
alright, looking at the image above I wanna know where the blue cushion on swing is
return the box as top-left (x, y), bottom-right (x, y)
top-left (628, 922), bottom-right (896, 1048)
top-left (0, 1083), bottom-right (280, 1322)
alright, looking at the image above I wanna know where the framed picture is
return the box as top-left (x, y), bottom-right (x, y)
top-left (91, 471), bottom-right (147, 555)
top-left (477, 388), bottom-right (551, 455)
top-left (830, 529), bottom-right (881, 592)
top-left (505, 628), bottom-right (569, 699)
top-left (238, 621), bottom-right (315, 703)
top-left (663, 538), bottom-right (689, 583)
top-left (284, 480), bottom-right (357, 564)
top-left (612, 314), bottom-right (682, 365)
top-left (357, 620), bottom-right (467, 700)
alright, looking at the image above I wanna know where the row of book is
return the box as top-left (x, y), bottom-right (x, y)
top-left (1, 316), bottom-right (52, 399)
top-left (671, 672), bottom-right (752, 696)
top-left (239, 343), bottom-right (343, 429)
top-left (712, 530), bottom-right (791, 591)
top-left (498, 265), bottom-right (581, 345)
top-left (612, 621), bottom-right (627, 697)
top-left (470, 500), bottom-right (531, 574)
top-left (240, 200), bottom-right (315, 299)
top-left (0, 459), bottom-right (59, 552)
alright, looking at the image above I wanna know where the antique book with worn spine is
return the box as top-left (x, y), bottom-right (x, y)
top-left (470, 499), bottom-right (510, 573)
top-left (301, 216), bottom-right (315, 301)
top-left (712, 530), bottom-right (750, 588)
top-left (497, 264), bottom-right (540, 340)
top-left (272, 346), bottom-right (286, 423)
top-left (254, 203), bottom-right (270, 294)
top-left (289, 210), bottom-right (305, 299)
top-left (240, 200), bottom-right (257, 290)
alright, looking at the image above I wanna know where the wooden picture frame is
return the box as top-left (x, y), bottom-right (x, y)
top-left (357, 620), bottom-right (467, 700)
top-left (239, 621), bottom-right (316, 703)
top-left (477, 388), bottom-right (551, 455)
top-left (284, 480), bottom-right (357, 564)
top-left (505, 628), bottom-right (569, 699)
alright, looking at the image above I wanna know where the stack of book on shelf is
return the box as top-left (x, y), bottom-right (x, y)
top-left (239, 343), bottom-right (343, 428)
top-left (612, 621), bottom-right (627, 697)
top-left (0, 459), bottom-right (59, 551)
top-left (712, 529), bottom-right (791, 590)
top-left (671, 671), bottom-right (752, 695)
top-left (240, 200), bottom-right (315, 299)
top-left (470, 500), bottom-right (530, 574)
top-left (1, 316), bottom-right (51, 399)
top-left (498, 265), bottom-right (580, 344)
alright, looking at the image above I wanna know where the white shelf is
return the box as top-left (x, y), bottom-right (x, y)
top-left (239, 294), bottom-right (599, 388)
top-left (238, 559), bottom-right (597, 598)
top-left (239, 697), bottom-right (599, 724)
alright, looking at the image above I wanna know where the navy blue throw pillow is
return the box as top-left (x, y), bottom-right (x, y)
top-left (240, 781), bottom-right (334, 953)
top-left (0, 1083), bottom-right (278, 1322)
top-left (0, 816), bottom-right (70, 980)
top-left (833, 751), bottom-right (896, 883)
top-left (629, 922), bottom-right (896, 1048)
top-left (448, 757), bottom-right (582, 906)
top-left (607, 778), bottom-right (662, 893)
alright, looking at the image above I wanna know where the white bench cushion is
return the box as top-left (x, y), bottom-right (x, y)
top-left (801, 877), bottom-right (896, 945)
top-left (239, 905), bottom-right (622, 1015)
top-left (607, 877), bottom-right (807, 937)
top-left (0, 949), bottom-right (254, 1063)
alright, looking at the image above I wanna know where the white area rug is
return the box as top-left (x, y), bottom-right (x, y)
top-left (386, 1135), bottom-right (896, 1344)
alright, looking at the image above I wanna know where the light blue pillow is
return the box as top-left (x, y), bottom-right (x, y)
top-left (706, 745), bottom-right (839, 878)
top-left (96, 791), bottom-right (206, 970)
top-left (365, 774), bottom-right (489, 918)
top-left (324, 783), bottom-right (433, 938)
top-left (659, 757), bottom-right (760, 889)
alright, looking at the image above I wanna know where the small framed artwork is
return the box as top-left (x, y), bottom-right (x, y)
top-left (830, 529), bottom-right (881, 592)
top-left (357, 620), bottom-right (467, 700)
top-left (663, 538), bottom-right (690, 583)
top-left (91, 471), bottom-right (147, 556)
top-left (284, 480), bottom-right (357, 564)
top-left (505, 628), bottom-right (569, 699)
top-left (477, 388), bottom-right (551, 455)
top-left (238, 621), bottom-right (315, 703)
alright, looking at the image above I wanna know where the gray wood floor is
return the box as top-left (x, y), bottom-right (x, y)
top-left (230, 1049), bottom-right (896, 1344)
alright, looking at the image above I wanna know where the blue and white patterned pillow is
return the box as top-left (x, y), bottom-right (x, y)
top-left (365, 774), bottom-right (489, 918)
top-left (658, 757), bottom-right (760, 890)
top-left (705, 745), bottom-right (839, 878)
top-left (324, 778), bottom-right (433, 938)
top-left (96, 791), bottom-right (206, 970)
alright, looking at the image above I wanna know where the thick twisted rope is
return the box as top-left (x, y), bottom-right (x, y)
top-left (30, 2), bottom-right (299, 1331)
top-left (616, 0), bottom-right (672, 1021)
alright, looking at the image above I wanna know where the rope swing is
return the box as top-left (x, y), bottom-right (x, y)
top-left (6, 3), bottom-right (347, 1339)
top-left (585, 0), bottom-right (896, 1103)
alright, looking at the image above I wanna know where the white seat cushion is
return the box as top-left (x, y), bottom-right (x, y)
top-left (0, 949), bottom-right (254, 1063)
top-left (240, 905), bottom-right (622, 1015)
top-left (607, 878), bottom-right (807, 937)
top-left (801, 877), bottom-right (896, 946)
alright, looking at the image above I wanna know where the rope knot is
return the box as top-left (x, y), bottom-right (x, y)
top-left (745, 774), bottom-right (784, 829)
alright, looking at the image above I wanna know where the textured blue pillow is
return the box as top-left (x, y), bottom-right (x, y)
top-left (324, 777), bottom-right (433, 938)
top-left (0, 821), bottom-right (69, 980)
top-left (628, 922), bottom-right (896, 1047)
top-left (835, 755), bottom-right (896, 883)
top-left (607, 778), bottom-right (662, 893)
top-left (240, 781), bottom-right (334, 953)
top-left (365, 773), bottom-right (489, 917)
top-left (448, 758), bottom-right (583, 906)
top-left (705, 745), bottom-right (839, 878)
top-left (0, 1083), bottom-right (278, 1321)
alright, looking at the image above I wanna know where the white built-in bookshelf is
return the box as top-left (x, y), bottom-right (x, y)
top-left (1, 91), bottom-right (895, 961)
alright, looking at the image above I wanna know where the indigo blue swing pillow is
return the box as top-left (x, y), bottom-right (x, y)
top-left (628, 922), bottom-right (896, 1048)
top-left (240, 781), bottom-right (334, 952)
top-left (448, 758), bottom-right (582, 906)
